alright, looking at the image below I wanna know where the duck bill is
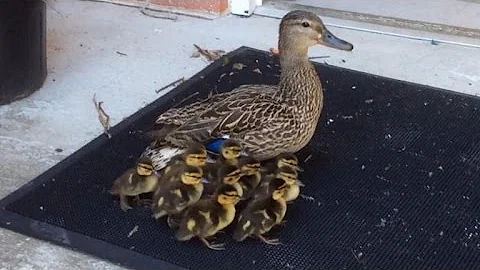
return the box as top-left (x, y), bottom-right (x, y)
top-left (319, 29), bottom-right (354, 51)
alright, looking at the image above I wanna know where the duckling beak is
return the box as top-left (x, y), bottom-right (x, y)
top-left (240, 149), bottom-right (249, 157)
top-left (296, 166), bottom-right (305, 172)
top-left (200, 177), bottom-right (210, 184)
top-left (319, 29), bottom-right (354, 51)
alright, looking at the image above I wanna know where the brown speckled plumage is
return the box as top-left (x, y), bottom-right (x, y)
top-left (143, 10), bottom-right (353, 169)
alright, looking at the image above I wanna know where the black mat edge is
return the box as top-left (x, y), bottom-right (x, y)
top-left (1, 45), bottom-right (478, 270)
top-left (0, 46), bottom-right (252, 270)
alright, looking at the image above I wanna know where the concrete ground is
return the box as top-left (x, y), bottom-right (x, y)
top-left (0, 0), bottom-right (479, 269)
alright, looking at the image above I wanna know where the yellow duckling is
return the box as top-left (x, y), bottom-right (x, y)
top-left (256, 165), bottom-right (300, 203)
top-left (232, 177), bottom-right (288, 245)
top-left (237, 156), bottom-right (262, 200)
top-left (203, 164), bottom-right (244, 198)
top-left (262, 152), bottom-right (303, 178)
top-left (151, 164), bottom-right (204, 222)
top-left (203, 139), bottom-right (245, 181)
top-left (162, 142), bottom-right (207, 177)
top-left (175, 184), bottom-right (241, 250)
top-left (217, 139), bottom-right (244, 166)
top-left (109, 157), bottom-right (159, 211)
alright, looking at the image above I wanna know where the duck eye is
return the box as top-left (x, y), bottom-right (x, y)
top-left (301, 21), bottom-right (310, 28)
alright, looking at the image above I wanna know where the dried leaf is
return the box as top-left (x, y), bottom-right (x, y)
top-left (92, 94), bottom-right (112, 139)
top-left (232, 63), bottom-right (247, 70)
top-left (270, 47), bottom-right (279, 55)
top-left (193, 44), bottom-right (226, 62)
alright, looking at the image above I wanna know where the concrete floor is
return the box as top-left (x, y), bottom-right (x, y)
top-left (0, 0), bottom-right (479, 269)
top-left (267, 0), bottom-right (480, 29)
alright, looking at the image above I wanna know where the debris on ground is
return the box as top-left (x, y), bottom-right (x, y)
top-left (252, 68), bottom-right (262, 74)
top-left (116, 51), bottom-right (127, 56)
top-left (232, 63), bottom-right (247, 70)
top-left (192, 44), bottom-right (226, 61)
top-left (156, 77), bottom-right (185, 93)
top-left (304, 154), bottom-right (312, 163)
top-left (92, 94), bottom-right (112, 139)
top-left (127, 225), bottom-right (139, 238)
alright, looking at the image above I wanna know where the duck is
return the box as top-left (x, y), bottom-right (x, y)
top-left (203, 164), bottom-right (243, 198)
top-left (262, 152), bottom-right (303, 176)
top-left (202, 139), bottom-right (244, 181)
top-left (141, 10), bottom-right (353, 171)
top-left (158, 142), bottom-right (207, 186)
top-left (175, 183), bottom-right (241, 250)
top-left (237, 156), bottom-right (262, 200)
top-left (151, 164), bottom-right (204, 222)
top-left (109, 156), bottom-right (159, 212)
top-left (255, 165), bottom-right (300, 203)
top-left (232, 177), bottom-right (288, 245)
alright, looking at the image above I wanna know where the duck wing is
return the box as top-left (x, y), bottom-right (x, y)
top-left (163, 89), bottom-right (289, 147)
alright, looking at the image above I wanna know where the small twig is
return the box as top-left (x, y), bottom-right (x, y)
top-left (304, 154), bottom-right (312, 163)
top-left (140, 0), bottom-right (177, 20)
top-left (116, 51), bottom-right (127, 56)
top-left (127, 225), bottom-right (139, 238)
top-left (92, 93), bottom-right (112, 138)
top-left (173, 92), bottom-right (199, 107)
top-left (155, 77), bottom-right (185, 93)
top-left (309, 56), bottom-right (330, 59)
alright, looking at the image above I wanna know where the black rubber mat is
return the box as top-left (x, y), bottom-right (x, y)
top-left (1, 46), bottom-right (480, 270)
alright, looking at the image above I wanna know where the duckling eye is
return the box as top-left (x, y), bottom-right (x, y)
top-left (301, 21), bottom-right (310, 28)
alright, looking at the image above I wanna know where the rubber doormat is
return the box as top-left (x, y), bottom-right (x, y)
top-left (1, 47), bottom-right (480, 270)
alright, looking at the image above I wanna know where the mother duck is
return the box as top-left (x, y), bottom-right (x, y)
top-left (143, 10), bottom-right (354, 171)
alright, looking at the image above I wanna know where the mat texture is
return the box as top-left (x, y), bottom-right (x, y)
top-left (1, 47), bottom-right (480, 270)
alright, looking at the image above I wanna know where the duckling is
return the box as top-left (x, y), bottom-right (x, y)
top-left (255, 165), bottom-right (300, 203)
top-left (237, 156), bottom-right (262, 200)
top-left (262, 152), bottom-right (303, 178)
top-left (175, 184), bottom-right (241, 250)
top-left (232, 177), bottom-right (288, 245)
top-left (203, 139), bottom-right (245, 181)
top-left (203, 164), bottom-right (243, 198)
top-left (109, 157), bottom-right (159, 211)
top-left (162, 142), bottom-right (207, 177)
top-left (151, 164), bottom-right (204, 221)
top-left (217, 139), bottom-right (244, 166)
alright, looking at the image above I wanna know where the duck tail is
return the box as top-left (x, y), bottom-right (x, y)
top-left (141, 143), bottom-right (184, 171)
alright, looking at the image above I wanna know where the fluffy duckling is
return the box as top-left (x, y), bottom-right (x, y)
top-left (151, 164), bottom-right (204, 221)
top-left (163, 142), bottom-right (207, 176)
top-left (203, 164), bottom-right (243, 198)
top-left (237, 156), bottom-right (262, 200)
top-left (262, 152), bottom-right (303, 177)
top-left (232, 177), bottom-right (288, 245)
top-left (175, 184), bottom-right (241, 250)
top-left (109, 157), bottom-right (159, 211)
top-left (203, 139), bottom-right (245, 181)
top-left (217, 139), bottom-right (244, 166)
top-left (256, 165), bottom-right (300, 203)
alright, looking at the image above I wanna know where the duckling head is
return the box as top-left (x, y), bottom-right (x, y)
top-left (275, 152), bottom-right (303, 172)
top-left (275, 166), bottom-right (298, 185)
top-left (183, 142), bottom-right (208, 167)
top-left (136, 156), bottom-right (154, 176)
top-left (269, 177), bottom-right (288, 201)
top-left (220, 139), bottom-right (243, 160)
top-left (238, 156), bottom-right (261, 175)
top-left (278, 10), bottom-right (353, 56)
top-left (180, 165), bottom-right (204, 185)
top-left (215, 184), bottom-right (241, 205)
top-left (218, 164), bottom-right (243, 185)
